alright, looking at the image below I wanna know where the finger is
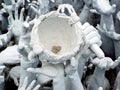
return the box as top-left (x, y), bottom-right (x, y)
top-left (27, 67), bottom-right (56, 78)
top-left (61, 5), bottom-right (65, 13)
top-left (15, 6), bottom-right (18, 20)
top-left (8, 16), bottom-right (12, 24)
top-left (57, 5), bottom-right (64, 13)
top-left (33, 84), bottom-right (41, 90)
top-left (83, 23), bottom-right (100, 38)
top-left (91, 58), bottom-right (100, 65)
top-left (16, 0), bottom-right (24, 7)
top-left (110, 24), bottom-right (115, 31)
top-left (82, 22), bottom-right (90, 30)
top-left (96, 24), bottom-right (105, 33)
top-left (2, 3), bottom-right (11, 14)
top-left (8, 12), bottom-right (14, 22)
top-left (70, 57), bottom-right (78, 68)
top-left (29, 16), bottom-right (37, 26)
top-left (85, 30), bottom-right (100, 40)
top-left (26, 80), bottom-right (36, 90)
top-left (57, 5), bottom-right (62, 13)
top-left (14, 78), bottom-right (19, 86)
top-left (66, 4), bottom-right (76, 16)
top-left (22, 77), bottom-right (28, 88)
top-left (70, 5), bottom-right (76, 14)
top-left (87, 36), bottom-right (102, 46)
top-left (20, 8), bottom-right (25, 21)
top-left (66, 5), bottom-right (73, 15)
top-left (103, 23), bottom-right (107, 32)
top-left (25, 16), bottom-right (30, 22)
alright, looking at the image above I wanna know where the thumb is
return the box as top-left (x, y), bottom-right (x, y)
top-left (70, 57), bottom-right (78, 68)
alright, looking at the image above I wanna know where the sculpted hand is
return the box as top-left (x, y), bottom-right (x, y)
top-left (92, 0), bottom-right (116, 15)
top-left (91, 57), bottom-right (114, 70)
top-left (18, 77), bottom-right (40, 90)
top-left (27, 65), bottom-right (57, 78)
top-left (97, 23), bottom-right (120, 40)
top-left (57, 4), bottom-right (79, 22)
top-left (82, 22), bottom-right (104, 58)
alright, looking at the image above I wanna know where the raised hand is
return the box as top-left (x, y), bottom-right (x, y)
top-left (91, 56), bottom-right (120, 70)
top-left (92, 0), bottom-right (116, 15)
top-left (82, 22), bottom-right (104, 58)
top-left (8, 7), bottom-right (26, 38)
top-left (96, 23), bottom-right (120, 40)
top-left (57, 4), bottom-right (79, 23)
top-left (91, 57), bottom-right (114, 69)
top-left (18, 77), bottom-right (40, 90)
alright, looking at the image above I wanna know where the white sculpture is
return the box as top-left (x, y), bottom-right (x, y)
top-left (0, 0), bottom-right (120, 90)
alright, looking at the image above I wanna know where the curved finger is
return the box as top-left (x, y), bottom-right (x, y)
top-left (57, 4), bottom-right (65, 13)
top-left (85, 30), bottom-right (100, 40)
top-left (66, 4), bottom-right (74, 15)
top-left (89, 36), bottom-right (102, 46)
top-left (57, 5), bottom-right (62, 13)
top-left (82, 22), bottom-right (90, 31)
